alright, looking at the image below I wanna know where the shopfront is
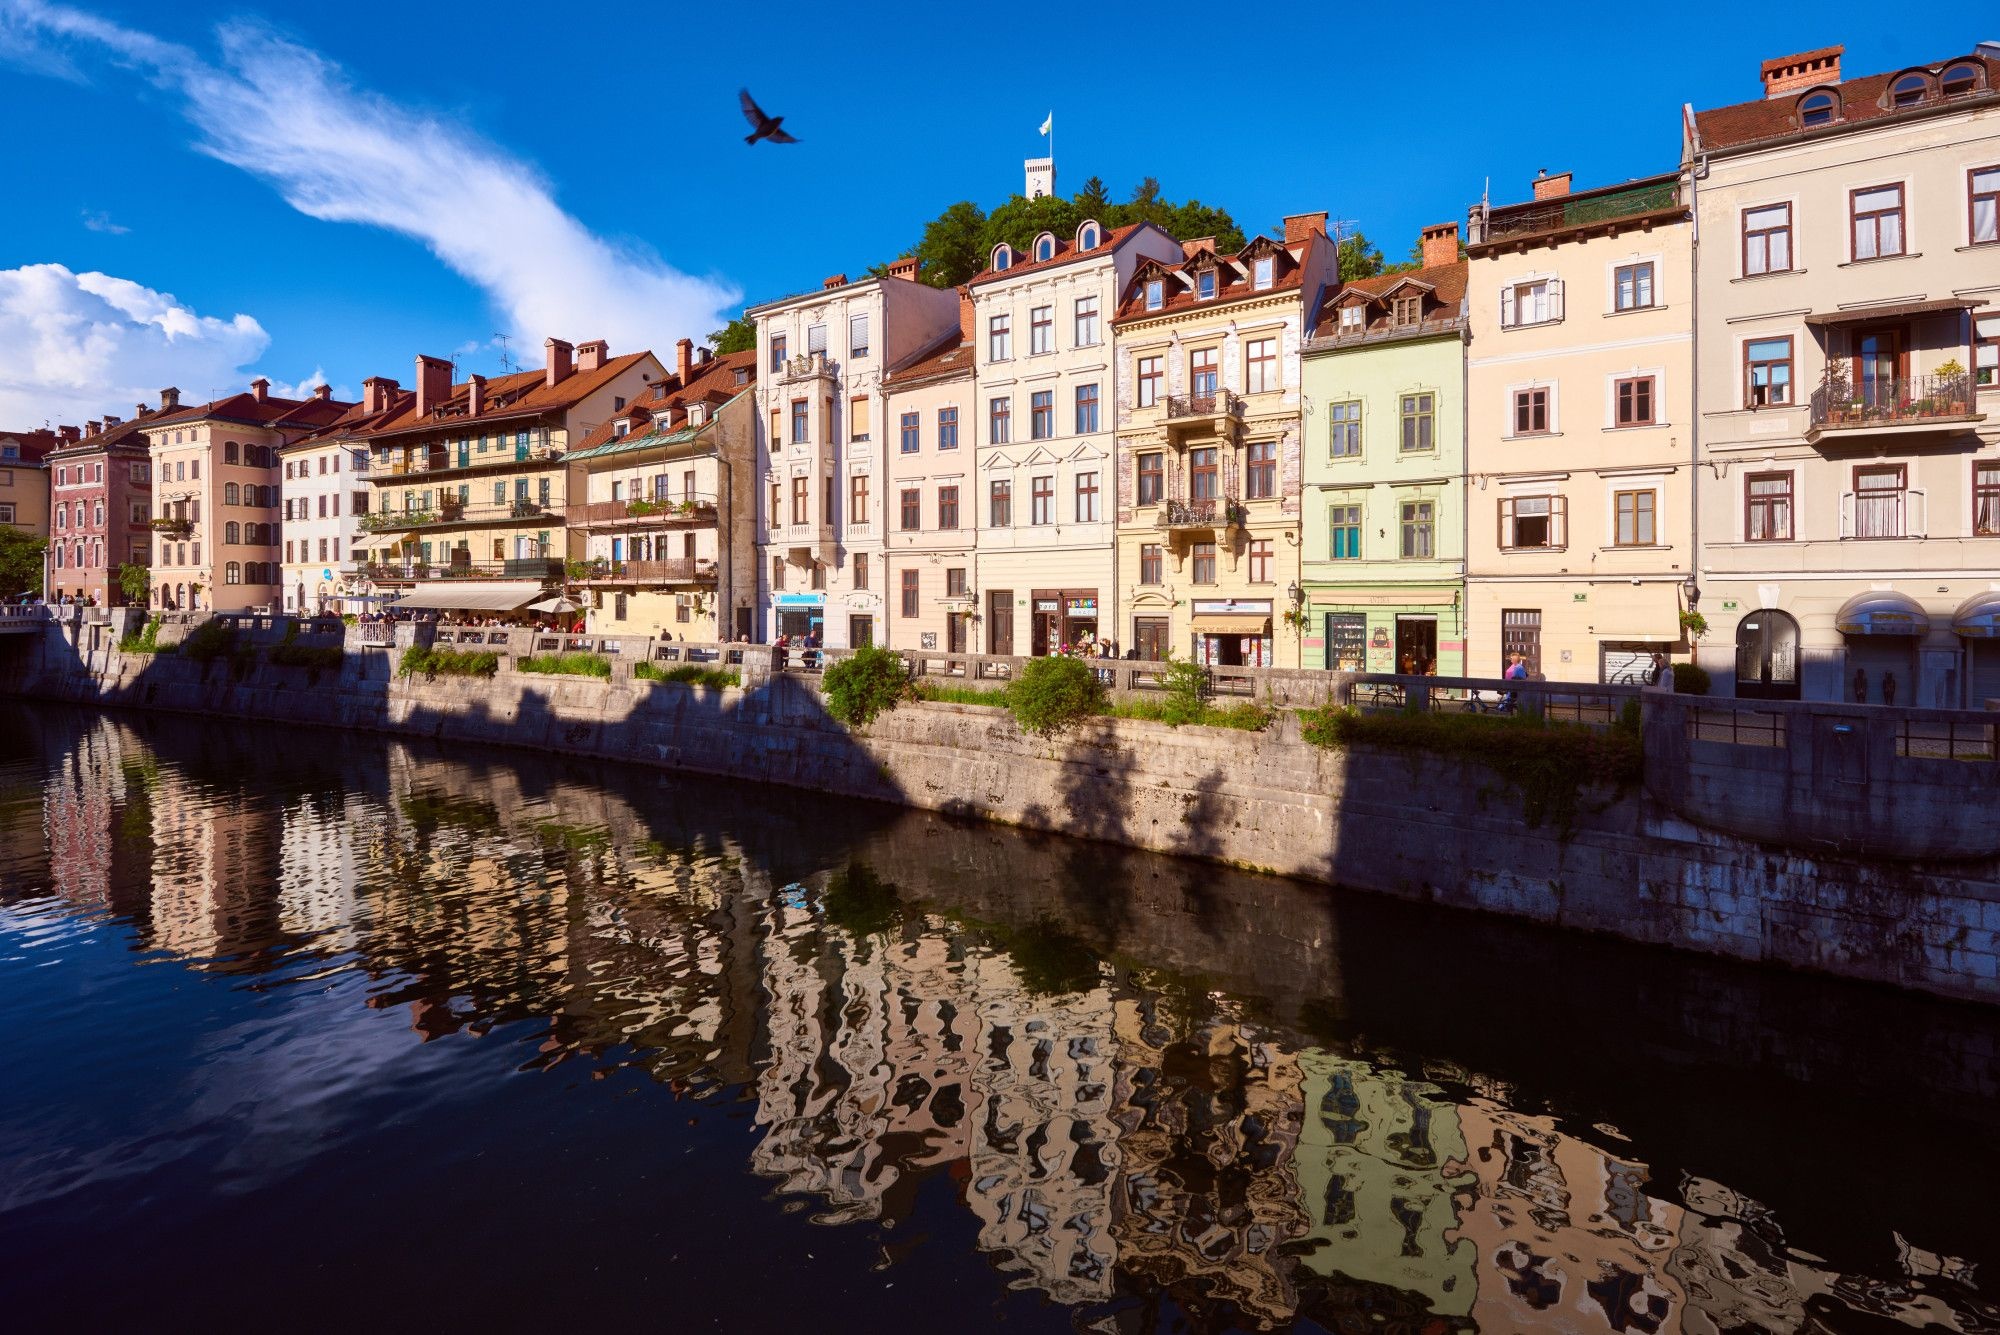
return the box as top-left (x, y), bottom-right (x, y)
top-left (1029, 589), bottom-right (1100, 655)
top-left (1835, 591), bottom-right (1927, 706)
top-left (1190, 598), bottom-right (1272, 667)
top-left (1956, 591), bottom-right (2000, 707)
top-left (775, 591), bottom-right (824, 642)
top-left (1307, 592), bottom-right (1463, 675)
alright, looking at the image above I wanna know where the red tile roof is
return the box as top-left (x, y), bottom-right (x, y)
top-left (571, 349), bottom-right (756, 451)
top-left (1112, 231), bottom-right (1322, 324)
top-left (285, 394), bottom-right (417, 451)
top-left (1695, 50), bottom-right (2000, 152)
top-left (357, 350), bottom-right (656, 441)
top-left (884, 326), bottom-right (973, 387)
top-left (43, 413), bottom-right (158, 460)
top-left (143, 389), bottom-right (358, 435)
top-left (1311, 260), bottom-right (1468, 343)
top-left (0, 428), bottom-right (60, 464)
top-left (966, 222), bottom-right (1161, 287)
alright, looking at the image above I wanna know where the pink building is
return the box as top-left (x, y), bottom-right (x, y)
top-left (44, 405), bottom-right (159, 606)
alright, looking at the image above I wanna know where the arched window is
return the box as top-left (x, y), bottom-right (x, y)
top-left (1033, 232), bottom-right (1055, 262)
top-left (225, 522), bottom-right (240, 544)
top-left (1942, 62), bottom-right (1982, 96)
top-left (1798, 91), bottom-right (1838, 127)
top-left (991, 243), bottom-right (1012, 271)
top-left (1735, 608), bottom-right (1801, 700)
top-left (224, 482), bottom-right (239, 505)
top-left (226, 562), bottom-right (241, 586)
top-left (158, 583), bottom-right (170, 606)
top-left (223, 441), bottom-right (239, 465)
top-left (1077, 220), bottom-right (1100, 251)
top-left (1890, 72), bottom-right (1929, 107)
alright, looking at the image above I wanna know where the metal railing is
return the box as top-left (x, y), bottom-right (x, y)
top-left (572, 558), bottom-right (715, 583)
top-left (1685, 705), bottom-right (1789, 748)
top-left (1897, 715), bottom-right (1998, 761)
top-left (567, 496), bottom-right (719, 526)
top-left (1481, 179), bottom-right (1681, 243)
top-left (360, 557), bottom-right (562, 583)
top-left (1165, 390), bottom-right (1242, 422)
top-left (1156, 498), bottom-right (1245, 529)
top-left (1809, 371), bottom-right (1981, 431)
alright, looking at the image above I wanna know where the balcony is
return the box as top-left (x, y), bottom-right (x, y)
top-left (1807, 371), bottom-right (1984, 443)
top-left (361, 557), bottom-right (562, 585)
top-left (575, 558), bottom-right (717, 585)
top-left (1164, 390), bottom-right (1243, 442)
top-left (359, 501), bottom-right (556, 533)
top-left (149, 517), bottom-right (193, 538)
top-left (1155, 498), bottom-right (1246, 534)
top-left (568, 496), bottom-right (719, 529)
top-left (1474, 177), bottom-right (1682, 249)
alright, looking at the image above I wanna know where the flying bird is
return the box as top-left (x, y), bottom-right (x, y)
top-left (739, 89), bottom-right (798, 146)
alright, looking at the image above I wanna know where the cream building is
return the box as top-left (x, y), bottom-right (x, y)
top-left (1111, 216), bottom-right (1335, 666)
top-left (881, 296), bottom-right (977, 652)
top-left (1465, 171), bottom-right (1696, 682)
top-left (1685, 43), bottom-right (2000, 705)
top-left (751, 264), bottom-right (960, 647)
top-left (969, 212), bottom-right (1182, 654)
top-left (278, 408), bottom-right (381, 615)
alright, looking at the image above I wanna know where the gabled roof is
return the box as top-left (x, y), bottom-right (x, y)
top-left (1310, 259), bottom-right (1468, 345)
top-left (357, 351), bottom-right (655, 441)
top-left (1694, 50), bottom-right (2000, 152)
top-left (284, 394), bottom-right (416, 452)
top-left (1113, 230), bottom-right (1318, 323)
top-left (570, 349), bottom-right (756, 453)
top-left (0, 428), bottom-right (60, 464)
top-left (44, 413), bottom-right (158, 460)
top-left (967, 221), bottom-right (1165, 287)
top-left (142, 389), bottom-right (357, 435)
top-left (884, 326), bottom-right (974, 388)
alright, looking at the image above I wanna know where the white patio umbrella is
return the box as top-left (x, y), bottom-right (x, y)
top-left (527, 596), bottom-right (580, 615)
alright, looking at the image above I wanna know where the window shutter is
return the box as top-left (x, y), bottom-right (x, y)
top-left (1908, 488), bottom-right (1928, 537)
top-left (1839, 491), bottom-right (1855, 537)
top-left (807, 323), bottom-right (827, 354)
top-left (1500, 286), bottom-right (1516, 329)
top-left (1548, 279), bottom-right (1565, 322)
top-left (1498, 496), bottom-right (1513, 546)
top-left (1551, 496), bottom-right (1568, 549)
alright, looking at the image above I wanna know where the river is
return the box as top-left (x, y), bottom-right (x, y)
top-left (1, 702), bottom-right (1996, 1332)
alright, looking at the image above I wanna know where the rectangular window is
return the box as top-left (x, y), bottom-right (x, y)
top-left (1614, 489), bottom-right (1657, 546)
top-left (1139, 543), bottom-right (1163, 584)
top-left (1247, 539), bottom-right (1272, 582)
top-left (1029, 305), bottom-right (1053, 355)
top-left (900, 412), bottom-right (920, 453)
top-left (988, 314), bottom-right (1011, 361)
top-left (1745, 336), bottom-right (1793, 407)
top-left (989, 480), bottom-right (1011, 527)
top-left (1137, 356), bottom-right (1162, 408)
top-left (938, 485), bottom-right (958, 530)
top-left (1253, 256), bottom-right (1274, 290)
top-left (900, 487), bottom-right (921, 531)
top-left (1074, 471), bottom-right (1099, 522)
top-left (1191, 541), bottom-right (1216, 583)
top-left (1073, 296), bottom-right (1100, 346)
top-left (1245, 338), bottom-right (1277, 394)
top-left (1030, 390), bottom-right (1053, 440)
top-left (1136, 452), bottom-right (1164, 505)
top-left (1189, 348), bottom-right (1219, 399)
top-left (790, 477), bottom-right (808, 526)
top-left (1330, 504), bottom-right (1362, 559)
top-left (1743, 203), bottom-right (1793, 275)
top-left (849, 474), bottom-right (869, 525)
top-left (806, 323), bottom-right (827, 354)
top-left (989, 397), bottom-right (1011, 444)
top-left (770, 334), bottom-right (787, 371)
top-left (946, 568), bottom-right (967, 597)
top-left (1400, 501), bottom-right (1435, 558)
top-left (769, 482), bottom-right (781, 529)
top-left (1852, 464), bottom-right (1906, 538)
top-left (1400, 393), bottom-right (1435, 451)
top-left (790, 398), bottom-right (809, 444)
top-left (1974, 166), bottom-right (2000, 246)
top-left (1615, 376), bottom-right (1656, 427)
top-left (771, 556), bottom-right (786, 592)
top-left (1850, 184), bottom-right (1905, 261)
top-left (938, 406), bottom-right (959, 450)
top-left (1504, 279), bottom-right (1557, 327)
top-left (1329, 401), bottom-right (1362, 458)
top-left (1030, 475), bottom-right (1053, 525)
top-left (901, 568), bottom-right (920, 617)
top-left (1145, 279), bottom-right (1163, 311)
top-left (1613, 262), bottom-right (1656, 311)
top-left (1976, 315), bottom-right (2000, 387)
top-left (1196, 270), bottom-right (1216, 300)
top-left (1190, 447), bottom-right (1218, 501)
top-left (850, 395), bottom-right (871, 442)
top-left (1337, 305), bottom-right (1364, 334)
top-left (1512, 387), bottom-right (1550, 435)
top-left (1975, 462), bottom-right (2000, 536)
top-left (1245, 441), bottom-right (1276, 499)
top-left (1392, 296), bottom-right (1421, 328)
top-left (853, 553), bottom-right (869, 589)
top-left (849, 313), bottom-right (870, 358)
top-left (1500, 494), bottom-right (1565, 549)
top-left (1074, 383), bottom-right (1099, 434)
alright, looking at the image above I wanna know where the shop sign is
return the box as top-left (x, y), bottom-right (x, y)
top-left (776, 593), bottom-right (825, 607)
top-left (1191, 598), bottom-right (1273, 616)
top-left (1065, 597), bottom-right (1097, 614)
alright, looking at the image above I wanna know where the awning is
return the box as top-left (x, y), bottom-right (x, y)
top-left (389, 583), bottom-right (542, 612)
top-left (1805, 297), bottom-right (1986, 327)
top-left (1835, 589), bottom-right (1931, 636)
top-left (1191, 614), bottom-right (1272, 635)
top-left (1952, 590), bottom-right (2000, 639)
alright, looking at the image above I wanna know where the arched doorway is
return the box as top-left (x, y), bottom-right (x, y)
top-left (1735, 609), bottom-right (1800, 699)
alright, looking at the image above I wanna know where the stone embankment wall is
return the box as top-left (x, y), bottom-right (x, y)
top-left (7, 622), bottom-right (2000, 1006)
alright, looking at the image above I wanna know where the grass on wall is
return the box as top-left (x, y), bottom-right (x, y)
top-left (517, 651), bottom-right (613, 679)
top-left (633, 661), bottom-right (739, 689)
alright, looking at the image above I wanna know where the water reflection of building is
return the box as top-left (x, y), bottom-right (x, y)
top-left (140, 761), bottom-right (287, 965)
top-left (41, 718), bottom-right (133, 911)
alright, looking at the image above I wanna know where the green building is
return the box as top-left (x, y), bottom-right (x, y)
top-left (1300, 231), bottom-right (1467, 674)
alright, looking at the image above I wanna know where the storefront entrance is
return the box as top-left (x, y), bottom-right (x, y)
top-left (778, 610), bottom-right (819, 640)
top-left (1733, 609), bottom-right (1799, 700)
top-left (1134, 617), bottom-right (1170, 662)
top-left (1029, 589), bottom-right (1098, 655)
top-left (1395, 615), bottom-right (1437, 675)
top-left (1191, 600), bottom-right (1273, 667)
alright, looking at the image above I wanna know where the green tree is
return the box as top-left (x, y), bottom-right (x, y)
top-left (0, 529), bottom-right (44, 599)
top-left (980, 193), bottom-right (1082, 262)
top-left (117, 562), bottom-right (150, 605)
top-left (709, 316), bottom-right (756, 354)
top-left (912, 200), bottom-right (989, 288)
top-left (1337, 231), bottom-right (1389, 281)
top-left (1156, 200), bottom-right (1246, 252)
top-left (1074, 175), bottom-right (1112, 217)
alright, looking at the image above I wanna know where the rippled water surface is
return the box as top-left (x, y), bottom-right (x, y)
top-left (3, 704), bottom-right (1999, 1332)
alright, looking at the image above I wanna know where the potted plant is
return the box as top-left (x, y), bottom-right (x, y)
top-left (1937, 359), bottom-right (1969, 413)
top-left (1679, 609), bottom-right (1709, 644)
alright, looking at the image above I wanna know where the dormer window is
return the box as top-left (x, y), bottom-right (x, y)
top-left (687, 405), bottom-right (705, 426)
top-left (1196, 270), bottom-right (1217, 300)
top-left (1145, 279), bottom-right (1164, 311)
top-left (1253, 256), bottom-right (1274, 291)
top-left (992, 243), bottom-right (1013, 271)
top-left (1033, 233), bottom-right (1055, 262)
top-left (614, 421), bottom-right (630, 438)
top-left (1338, 305), bottom-right (1364, 333)
top-left (1890, 73), bottom-right (1929, 108)
top-left (1077, 221), bottom-right (1100, 250)
top-left (1942, 63), bottom-right (1981, 96)
top-left (1392, 295), bottom-right (1421, 328)
top-left (1798, 91), bottom-right (1838, 127)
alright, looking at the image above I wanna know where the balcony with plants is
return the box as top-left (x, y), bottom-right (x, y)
top-left (567, 493), bottom-right (719, 528)
top-left (1808, 359), bottom-right (1984, 442)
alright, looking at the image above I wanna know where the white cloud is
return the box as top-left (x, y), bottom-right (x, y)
top-left (0, 262), bottom-right (269, 425)
top-left (262, 369), bottom-right (355, 403)
top-left (80, 209), bottom-right (128, 234)
top-left (2, 0), bottom-right (741, 364)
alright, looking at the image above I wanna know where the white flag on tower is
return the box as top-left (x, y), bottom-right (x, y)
top-left (1039, 112), bottom-right (1052, 136)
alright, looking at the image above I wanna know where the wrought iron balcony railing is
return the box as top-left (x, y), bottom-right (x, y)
top-left (1809, 371), bottom-right (1982, 432)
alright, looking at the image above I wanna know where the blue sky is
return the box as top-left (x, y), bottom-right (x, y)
top-left (0, 0), bottom-right (1974, 424)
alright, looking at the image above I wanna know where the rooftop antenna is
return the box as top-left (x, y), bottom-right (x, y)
top-left (494, 333), bottom-right (516, 375)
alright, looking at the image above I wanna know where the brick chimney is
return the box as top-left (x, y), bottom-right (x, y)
top-left (86, 420), bottom-right (101, 438)
top-left (250, 377), bottom-right (270, 402)
top-left (466, 374), bottom-right (486, 417)
top-left (415, 355), bottom-right (453, 415)
top-left (545, 338), bottom-right (574, 387)
top-left (1283, 212), bottom-right (1330, 245)
top-left (1181, 236), bottom-right (1216, 258)
top-left (676, 337), bottom-right (695, 385)
top-left (58, 426), bottom-right (80, 444)
top-left (136, 404), bottom-right (150, 419)
top-left (959, 288), bottom-right (976, 344)
top-left (362, 376), bottom-right (397, 415)
top-left (576, 339), bottom-right (609, 373)
top-left (1420, 223), bottom-right (1460, 269)
top-left (159, 387), bottom-right (180, 410)
top-left (313, 383), bottom-right (331, 401)
top-left (1762, 45), bottom-right (1842, 99)
top-left (697, 346), bottom-right (712, 367)
top-left (888, 256), bottom-right (921, 281)
top-left (103, 413), bottom-right (122, 428)
top-left (822, 274), bottom-right (847, 289)
top-left (1532, 171), bottom-right (1572, 201)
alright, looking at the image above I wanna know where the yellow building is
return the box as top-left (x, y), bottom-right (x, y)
top-left (353, 338), bottom-right (664, 615)
top-left (881, 296), bottom-right (977, 652)
top-left (0, 430), bottom-right (55, 566)
top-left (566, 340), bottom-right (758, 641)
top-left (1464, 171), bottom-right (1696, 682)
top-left (1110, 217), bottom-right (1336, 665)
